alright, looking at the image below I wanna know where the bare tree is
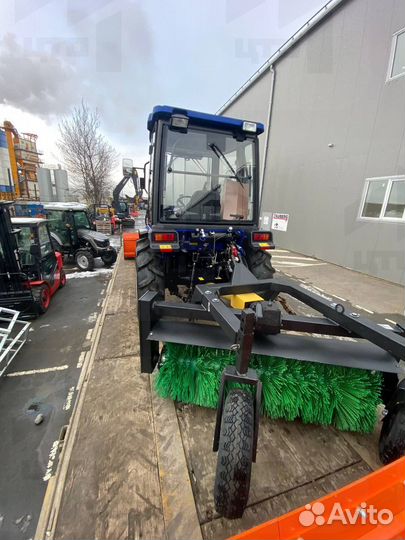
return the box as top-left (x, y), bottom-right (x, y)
top-left (57, 101), bottom-right (117, 205)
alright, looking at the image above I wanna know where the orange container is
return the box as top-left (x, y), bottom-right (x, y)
top-left (231, 457), bottom-right (405, 540)
top-left (123, 231), bottom-right (139, 259)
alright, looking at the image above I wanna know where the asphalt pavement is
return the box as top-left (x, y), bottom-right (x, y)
top-left (0, 250), bottom-right (118, 540)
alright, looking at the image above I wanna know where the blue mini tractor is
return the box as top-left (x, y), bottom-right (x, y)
top-left (137, 106), bottom-right (405, 519)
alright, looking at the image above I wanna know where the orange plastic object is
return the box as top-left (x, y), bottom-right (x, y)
top-left (230, 457), bottom-right (405, 540)
top-left (123, 232), bottom-right (139, 259)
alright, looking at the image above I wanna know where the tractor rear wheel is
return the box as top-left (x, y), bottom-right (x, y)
top-left (214, 389), bottom-right (254, 519)
top-left (75, 249), bottom-right (95, 271)
top-left (245, 245), bottom-right (275, 279)
top-left (33, 284), bottom-right (51, 315)
top-left (136, 235), bottom-right (165, 299)
top-left (379, 406), bottom-right (405, 464)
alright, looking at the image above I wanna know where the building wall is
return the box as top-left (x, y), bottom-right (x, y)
top-left (223, 0), bottom-right (405, 285)
top-left (222, 71), bottom-right (273, 167)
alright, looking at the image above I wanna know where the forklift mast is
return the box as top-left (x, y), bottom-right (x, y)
top-left (0, 203), bottom-right (21, 275)
top-left (0, 203), bottom-right (32, 308)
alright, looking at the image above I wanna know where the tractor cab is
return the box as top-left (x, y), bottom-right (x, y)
top-left (147, 105), bottom-right (263, 226)
top-left (44, 203), bottom-right (117, 271)
top-left (12, 218), bottom-right (58, 279)
top-left (137, 106), bottom-right (274, 300)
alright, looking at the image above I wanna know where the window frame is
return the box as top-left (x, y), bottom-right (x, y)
top-left (386, 27), bottom-right (405, 82)
top-left (358, 175), bottom-right (405, 223)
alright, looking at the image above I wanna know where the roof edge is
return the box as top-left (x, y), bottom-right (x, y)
top-left (217, 0), bottom-right (346, 114)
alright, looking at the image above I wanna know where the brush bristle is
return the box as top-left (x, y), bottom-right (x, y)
top-left (155, 343), bottom-right (382, 433)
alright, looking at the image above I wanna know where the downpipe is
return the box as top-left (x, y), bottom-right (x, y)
top-left (259, 64), bottom-right (275, 219)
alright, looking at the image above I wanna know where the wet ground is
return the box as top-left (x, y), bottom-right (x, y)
top-left (0, 243), bottom-right (119, 540)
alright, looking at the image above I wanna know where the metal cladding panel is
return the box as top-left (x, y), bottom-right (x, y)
top-left (0, 131), bottom-right (8, 149)
top-left (54, 169), bottom-right (69, 202)
top-left (221, 0), bottom-right (405, 285)
top-left (37, 168), bottom-right (54, 202)
top-left (0, 146), bottom-right (12, 190)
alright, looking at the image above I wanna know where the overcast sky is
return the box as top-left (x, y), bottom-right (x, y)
top-left (0, 0), bottom-right (325, 190)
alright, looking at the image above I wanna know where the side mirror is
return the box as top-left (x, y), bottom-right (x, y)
top-left (30, 244), bottom-right (41, 259)
top-left (140, 177), bottom-right (145, 190)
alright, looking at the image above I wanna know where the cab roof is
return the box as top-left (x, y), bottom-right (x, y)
top-left (147, 105), bottom-right (265, 135)
top-left (44, 202), bottom-right (87, 211)
top-left (11, 217), bottom-right (47, 226)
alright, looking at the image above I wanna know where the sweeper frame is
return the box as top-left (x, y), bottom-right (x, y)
top-left (139, 262), bottom-right (405, 518)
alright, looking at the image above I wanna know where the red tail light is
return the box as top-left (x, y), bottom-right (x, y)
top-left (152, 232), bottom-right (176, 242)
top-left (253, 232), bottom-right (271, 242)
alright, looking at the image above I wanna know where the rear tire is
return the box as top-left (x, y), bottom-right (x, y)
top-left (32, 284), bottom-right (51, 315)
top-left (136, 236), bottom-right (165, 299)
top-left (214, 389), bottom-right (254, 519)
top-left (379, 406), bottom-right (405, 464)
top-left (75, 249), bottom-right (95, 271)
top-left (101, 249), bottom-right (117, 267)
top-left (245, 245), bottom-right (275, 279)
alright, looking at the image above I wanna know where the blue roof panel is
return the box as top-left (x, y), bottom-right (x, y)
top-left (147, 105), bottom-right (264, 135)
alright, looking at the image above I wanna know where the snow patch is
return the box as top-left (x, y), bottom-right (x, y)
top-left (66, 268), bottom-right (113, 279)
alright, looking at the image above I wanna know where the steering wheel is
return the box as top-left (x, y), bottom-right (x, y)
top-left (176, 195), bottom-right (192, 208)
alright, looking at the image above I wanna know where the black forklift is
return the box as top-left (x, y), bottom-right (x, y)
top-left (44, 203), bottom-right (117, 271)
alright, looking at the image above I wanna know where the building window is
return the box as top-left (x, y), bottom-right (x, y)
top-left (359, 177), bottom-right (405, 221)
top-left (387, 28), bottom-right (405, 80)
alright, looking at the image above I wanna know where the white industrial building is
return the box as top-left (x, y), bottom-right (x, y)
top-left (219, 0), bottom-right (405, 285)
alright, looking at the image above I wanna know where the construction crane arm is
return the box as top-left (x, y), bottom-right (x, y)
top-left (112, 169), bottom-right (140, 214)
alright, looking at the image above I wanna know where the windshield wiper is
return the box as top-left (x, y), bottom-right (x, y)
top-left (209, 143), bottom-right (245, 187)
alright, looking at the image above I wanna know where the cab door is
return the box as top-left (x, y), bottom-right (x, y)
top-left (37, 223), bottom-right (58, 290)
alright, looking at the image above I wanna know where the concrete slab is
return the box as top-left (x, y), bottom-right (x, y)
top-left (271, 249), bottom-right (405, 316)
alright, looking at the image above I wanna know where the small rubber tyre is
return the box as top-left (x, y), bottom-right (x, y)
top-left (75, 249), bottom-right (95, 271)
top-left (59, 269), bottom-right (67, 288)
top-left (214, 389), bottom-right (254, 519)
top-left (101, 249), bottom-right (117, 267)
top-left (32, 284), bottom-right (51, 315)
top-left (379, 406), bottom-right (405, 464)
top-left (136, 235), bottom-right (165, 299)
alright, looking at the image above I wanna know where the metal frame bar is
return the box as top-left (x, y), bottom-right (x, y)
top-left (0, 308), bottom-right (30, 377)
top-left (146, 275), bottom-right (405, 361)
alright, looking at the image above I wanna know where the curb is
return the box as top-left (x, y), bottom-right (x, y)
top-left (34, 250), bottom-right (123, 540)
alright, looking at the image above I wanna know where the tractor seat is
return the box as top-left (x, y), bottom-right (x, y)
top-left (183, 188), bottom-right (221, 220)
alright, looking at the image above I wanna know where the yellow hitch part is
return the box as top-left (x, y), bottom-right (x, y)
top-left (222, 293), bottom-right (263, 309)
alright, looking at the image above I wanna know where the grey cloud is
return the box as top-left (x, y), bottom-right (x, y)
top-left (0, 33), bottom-right (79, 115)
